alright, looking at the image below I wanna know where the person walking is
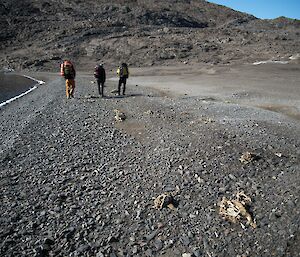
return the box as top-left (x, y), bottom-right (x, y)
top-left (94, 63), bottom-right (106, 97)
top-left (117, 63), bottom-right (129, 95)
top-left (61, 60), bottom-right (76, 99)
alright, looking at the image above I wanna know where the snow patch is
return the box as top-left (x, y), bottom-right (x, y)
top-left (23, 75), bottom-right (45, 85)
top-left (253, 60), bottom-right (289, 65)
top-left (289, 54), bottom-right (300, 60)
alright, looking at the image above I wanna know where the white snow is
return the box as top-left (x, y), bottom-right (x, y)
top-left (253, 60), bottom-right (289, 65)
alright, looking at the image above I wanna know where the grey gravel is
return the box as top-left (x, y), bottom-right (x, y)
top-left (0, 75), bottom-right (300, 257)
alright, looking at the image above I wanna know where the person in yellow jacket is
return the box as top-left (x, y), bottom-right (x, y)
top-left (117, 63), bottom-right (129, 95)
top-left (61, 60), bottom-right (76, 99)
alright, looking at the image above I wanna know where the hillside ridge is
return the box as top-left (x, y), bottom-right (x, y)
top-left (0, 0), bottom-right (299, 70)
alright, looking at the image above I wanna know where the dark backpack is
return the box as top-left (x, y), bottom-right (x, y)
top-left (94, 65), bottom-right (105, 80)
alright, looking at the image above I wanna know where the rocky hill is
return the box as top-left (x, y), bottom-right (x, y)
top-left (0, 0), bottom-right (299, 71)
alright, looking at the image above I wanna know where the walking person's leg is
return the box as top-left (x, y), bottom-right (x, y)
top-left (122, 78), bottom-right (126, 95)
top-left (66, 79), bottom-right (70, 99)
top-left (118, 79), bottom-right (122, 95)
top-left (101, 82), bottom-right (104, 97)
top-left (97, 80), bottom-right (101, 95)
top-left (70, 80), bottom-right (75, 98)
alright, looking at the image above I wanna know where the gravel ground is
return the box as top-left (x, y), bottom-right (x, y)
top-left (0, 75), bottom-right (299, 257)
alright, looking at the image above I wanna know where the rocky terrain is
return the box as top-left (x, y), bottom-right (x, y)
top-left (1, 1), bottom-right (300, 256)
top-left (0, 74), bottom-right (300, 257)
top-left (0, 0), bottom-right (299, 71)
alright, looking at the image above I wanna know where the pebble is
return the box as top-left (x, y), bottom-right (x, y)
top-left (154, 239), bottom-right (163, 251)
top-left (180, 235), bottom-right (191, 246)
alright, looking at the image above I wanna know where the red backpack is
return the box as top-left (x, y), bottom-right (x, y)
top-left (94, 64), bottom-right (105, 79)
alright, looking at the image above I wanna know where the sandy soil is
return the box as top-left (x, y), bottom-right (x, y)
top-left (128, 63), bottom-right (300, 121)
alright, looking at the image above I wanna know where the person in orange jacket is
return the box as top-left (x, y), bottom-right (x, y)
top-left (61, 60), bottom-right (76, 99)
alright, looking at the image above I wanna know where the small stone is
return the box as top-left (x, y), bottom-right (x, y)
top-left (193, 248), bottom-right (202, 257)
top-left (219, 187), bottom-right (226, 193)
top-left (145, 249), bottom-right (153, 256)
top-left (228, 174), bottom-right (236, 180)
top-left (154, 239), bottom-right (163, 251)
top-left (96, 252), bottom-right (104, 257)
top-left (110, 252), bottom-right (117, 257)
top-left (157, 222), bottom-right (164, 229)
top-left (180, 236), bottom-right (190, 246)
top-left (107, 235), bottom-right (119, 243)
top-left (132, 245), bottom-right (138, 254)
top-left (145, 230), bottom-right (158, 241)
top-left (44, 237), bottom-right (54, 246)
top-left (187, 231), bottom-right (194, 238)
top-left (182, 253), bottom-right (193, 257)
top-left (197, 177), bottom-right (204, 184)
top-left (189, 214), bottom-right (197, 219)
top-left (287, 200), bottom-right (295, 207)
top-left (76, 244), bottom-right (90, 254)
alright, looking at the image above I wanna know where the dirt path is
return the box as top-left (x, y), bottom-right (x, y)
top-left (0, 72), bottom-right (299, 256)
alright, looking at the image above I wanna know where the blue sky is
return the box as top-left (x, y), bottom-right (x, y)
top-left (207, 0), bottom-right (300, 19)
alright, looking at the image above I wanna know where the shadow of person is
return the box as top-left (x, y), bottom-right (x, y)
top-left (106, 93), bottom-right (143, 99)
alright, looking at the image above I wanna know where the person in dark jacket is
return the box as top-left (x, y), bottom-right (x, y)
top-left (117, 63), bottom-right (129, 95)
top-left (94, 63), bottom-right (106, 97)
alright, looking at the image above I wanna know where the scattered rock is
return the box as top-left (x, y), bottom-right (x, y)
top-left (239, 152), bottom-right (260, 164)
top-left (219, 191), bottom-right (257, 228)
top-left (153, 187), bottom-right (180, 210)
top-left (144, 110), bottom-right (154, 115)
top-left (114, 109), bottom-right (126, 121)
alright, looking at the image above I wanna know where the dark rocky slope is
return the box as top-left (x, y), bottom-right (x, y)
top-left (0, 0), bottom-right (299, 70)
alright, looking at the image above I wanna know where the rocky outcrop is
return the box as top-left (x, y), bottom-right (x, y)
top-left (0, 0), bottom-right (299, 70)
